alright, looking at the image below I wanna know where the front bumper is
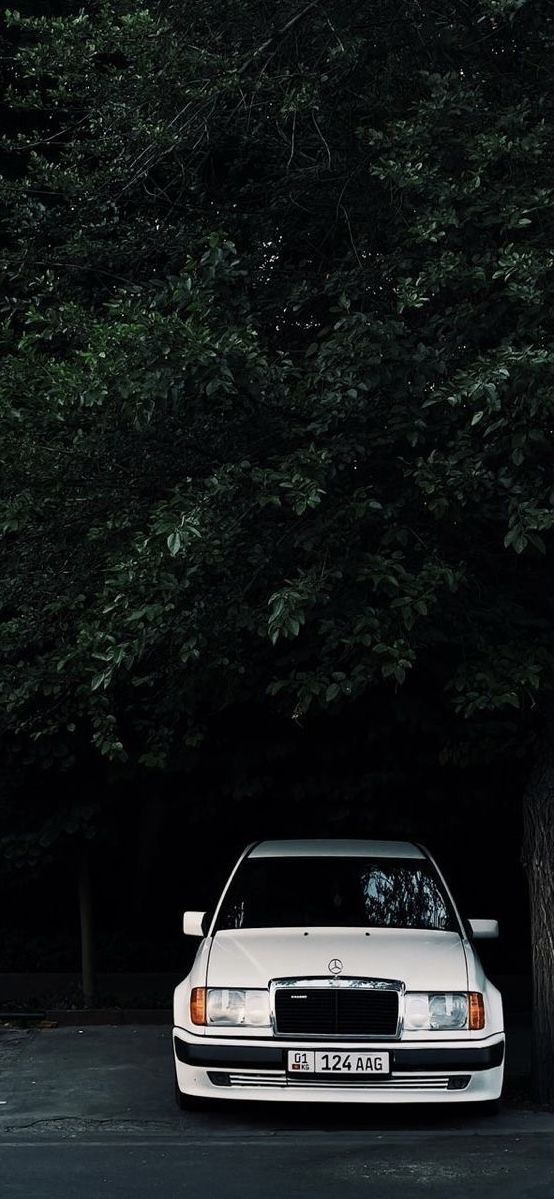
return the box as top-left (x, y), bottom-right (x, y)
top-left (173, 1029), bottom-right (505, 1104)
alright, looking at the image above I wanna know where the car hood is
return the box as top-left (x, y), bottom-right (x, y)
top-left (206, 928), bottom-right (468, 991)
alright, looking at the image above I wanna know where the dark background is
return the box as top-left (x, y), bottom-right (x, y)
top-left (0, 698), bottom-right (529, 997)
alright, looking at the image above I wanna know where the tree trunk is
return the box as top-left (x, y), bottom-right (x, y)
top-left (522, 733), bottom-right (554, 1107)
top-left (78, 850), bottom-right (96, 1009)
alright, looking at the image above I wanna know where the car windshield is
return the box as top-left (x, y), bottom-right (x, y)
top-left (214, 857), bottom-right (458, 932)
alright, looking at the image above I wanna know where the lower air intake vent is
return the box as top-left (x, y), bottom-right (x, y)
top-left (207, 1071), bottom-right (470, 1092)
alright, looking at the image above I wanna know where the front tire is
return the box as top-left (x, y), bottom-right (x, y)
top-left (476, 1097), bottom-right (502, 1117)
top-left (174, 1075), bottom-right (207, 1111)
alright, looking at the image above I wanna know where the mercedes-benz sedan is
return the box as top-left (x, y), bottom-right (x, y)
top-left (173, 839), bottom-right (504, 1110)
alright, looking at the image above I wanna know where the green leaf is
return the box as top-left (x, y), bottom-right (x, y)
top-left (527, 532), bottom-right (546, 554)
top-left (167, 532), bottom-right (181, 555)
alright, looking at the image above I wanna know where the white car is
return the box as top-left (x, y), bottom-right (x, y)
top-left (173, 839), bottom-right (504, 1110)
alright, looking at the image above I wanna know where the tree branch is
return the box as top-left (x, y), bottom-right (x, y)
top-left (237, 1), bottom-right (322, 76)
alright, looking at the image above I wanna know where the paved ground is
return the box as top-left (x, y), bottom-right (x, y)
top-left (2, 1025), bottom-right (554, 1197)
top-left (4, 1136), bottom-right (554, 1199)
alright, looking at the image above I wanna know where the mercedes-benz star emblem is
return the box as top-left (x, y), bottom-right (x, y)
top-left (328, 958), bottom-right (343, 975)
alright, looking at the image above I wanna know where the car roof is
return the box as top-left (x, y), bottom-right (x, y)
top-left (248, 839), bottom-right (425, 860)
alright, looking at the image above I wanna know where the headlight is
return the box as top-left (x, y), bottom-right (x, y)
top-left (404, 992), bottom-right (469, 1031)
top-left (191, 987), bottom-right (271, 1027)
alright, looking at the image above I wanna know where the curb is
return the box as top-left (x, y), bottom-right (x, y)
top-left (1, 1009), bottom-right (172, 1027)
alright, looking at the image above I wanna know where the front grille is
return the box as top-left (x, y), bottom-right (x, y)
top-left (274, 987), bottom-right (399, 1037)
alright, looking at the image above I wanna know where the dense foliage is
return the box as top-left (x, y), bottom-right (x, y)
top-left (2, 0), bottom-right (554, 775)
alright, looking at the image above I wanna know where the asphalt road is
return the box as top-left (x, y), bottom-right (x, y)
top-left (2, 1026), bottom-right (554, 1198)
top-left (3, 1135), bottom-right (554, 1199)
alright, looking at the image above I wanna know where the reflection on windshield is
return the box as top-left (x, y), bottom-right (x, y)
top-left (215, 858), bottom-right (456, 932)
top-left (361, 867), bottom-right (450, 929)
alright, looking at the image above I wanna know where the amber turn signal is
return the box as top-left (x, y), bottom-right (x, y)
top-left (468, 992), bottom-right (485, 1030)
top-left (190, 987), bottom-right (207, 1025)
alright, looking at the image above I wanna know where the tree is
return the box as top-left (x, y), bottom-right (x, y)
top-left (0, 776), bottom-right (101, 1006)
top-left (2, 0), bottom-right (554, 1098)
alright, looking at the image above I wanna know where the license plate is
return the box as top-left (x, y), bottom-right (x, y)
top-left (287, 1050), bottom-right (390, 1075)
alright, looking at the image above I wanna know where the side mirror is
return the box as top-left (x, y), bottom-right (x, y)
top-left (468, 918), bottom-right (499, 940)
top-left (183, 910), bottom-right (207, 937)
